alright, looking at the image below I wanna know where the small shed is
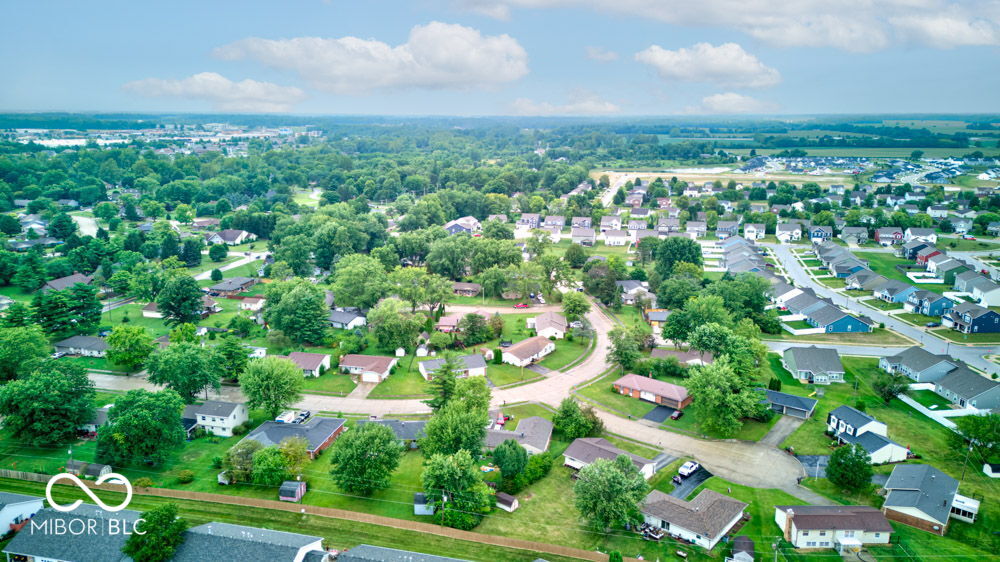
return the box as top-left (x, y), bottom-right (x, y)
top-left (416, 345), bottom-right (429, 357)
top-left (495, 492), bottom-right (519, 513)
top-left (414, 492), bottom-right (435, 516)
top-left (65, 460), bottom-right (111, 479)
top-left (217, 471), bottom-right (231, 485)
top-left (279, 480), bottom-right (306, 502)
top-left (730, 536), bottom-right (754, 562)
top-left (984, 463), bottom-right (1000, 478)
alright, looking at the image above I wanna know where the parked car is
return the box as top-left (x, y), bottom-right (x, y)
top-left (963, 235), bottom-right (977, 240)
top-left (570, 321), bottom-right (583, 328)
top-left (514, 303), bottom-right (529, 309)
top-left (925, 322), bottom-right (940, 328)
top-left (50, 351), bottom-right (66, 359)
top-left (536, 295), bottom-right (546, 304)
top-left (669, 410), bottom-right (683, 420)
top-left (678, 461), bottom-right (700, 477)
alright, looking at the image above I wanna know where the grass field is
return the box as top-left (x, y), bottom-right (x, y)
top-left (895, 312), bottom-right (940, 326)
top-left (762, 328), bottom-right (912, 346)
top-left (936, 237), bottom-right (1000, 251)
top-left (301, 374), bottom-right (358, 395)
top-left (854, 252), bottom-right (952, 293)
top-left (782, 320), bottom-right (813, 330)
top-left (909, 389), bottom-right (953, 410)
top-left (0, 479), bottom-right (577, 562)
top-left (930, 327), bottom-right (1000, 344)
top-left (866, 299), bottom-right (904, 311)
top-left (817, 277), bottom-right (846, 289)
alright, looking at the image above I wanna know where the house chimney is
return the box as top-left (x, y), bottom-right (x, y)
top-left (783, 509), bottom-right (795, 542)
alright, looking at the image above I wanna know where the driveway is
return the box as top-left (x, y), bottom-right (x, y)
top-left (193, 251), bottom-right (267, 281)
top-left (642, 405), bottom-right (676, 423)
top-left (760, 415), bottom-right (804, 447)
top-left (667, 466), bottom-right (713, 499)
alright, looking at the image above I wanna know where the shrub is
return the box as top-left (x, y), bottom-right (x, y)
top-left (768, 377), bottom-right (782, 391)
top-left (522, 452), bottom-right (553, 484)
top-left (133, 477), bottom-right (155, 489)
top-left (211, 456), bottom-right (223, 469)
top-left (232, 423), bottom-right (249, 436)
top-left (177, 470), bottom-right (195, 484)
top-left (854, 400), bottom-right (867, 412)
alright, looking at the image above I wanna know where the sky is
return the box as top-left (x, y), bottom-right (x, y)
top-left (2, 0), bottom-right (999, 116)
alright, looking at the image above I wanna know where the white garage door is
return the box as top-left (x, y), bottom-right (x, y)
top-left (639, 391), bottom-right (656, 402)
top-left (361, 372), bottom-right (380, 384)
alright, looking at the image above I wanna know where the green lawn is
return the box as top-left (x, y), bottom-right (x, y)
top-left (801, 259), bottom-right (822, 267)
top-left (447, 294), bottom-right (518, 307)
top-left (854, 252), bottom-right (952, 293)
top-left (0, 285), bottom-right (35, 304)
top-left (368, 361), bottom-right (431, 399)
top-left (301, 374), bottom-right (358, 396)
top-left (909, 389), bottom-right (953, 410)
top-left (937, 238), bottom-right (1000, 251)
top-left (817, 277), bottom-right (846, 289)
top-left (187, 255), bottom-right (240, 276)
top-left (896, 312), bottom-right (941, 326)
top-left (486, 363), bottom-right (544, 387)
top-left (762, 328), bottom-right (912, 346)
top-left (605, 304), bottom-right (651, 333)
top-left (63, 355), bottom-right (132, 374)
top-left (866, 299), bottom-right (904, 311)
top-left (844, 289), bottom-right (870, 298)
top-left (552, 239), bottom-right (630, 261)
top-left (575, 373), bottom-right (657, 419)
top-left (782, 320), bottom-right (813, 330)
top-left (930, 328), bottom-right (1000, 344)
top-left (1, 479), bottom-right (575, 562)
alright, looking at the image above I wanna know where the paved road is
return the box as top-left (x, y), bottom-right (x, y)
top-left (765, 243), bottom-right (1000, 374)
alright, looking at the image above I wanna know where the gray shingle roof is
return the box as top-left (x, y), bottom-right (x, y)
top-left (786, 346), bottom-right (843, 375)
top-left (243, 418), bottom-right (345, 452)
top-left (338, 544), bottom-right (467, 562)
top-left (642, 489), bottom-right (747, 540)
top-left (171, 522), bottom-right (322, 562)
top-left (356, 419), bottom-right (427, 441)
top-left (192, 400), bottom-right (241, 417)
top-left (485, 416), bottom-right (554, 452)
top-left (563, 437), bottom-right (652, 470)
top-left (420, 354), bottom-right (487, 375)
top-left (883, 464), bottom-right (958, 525)
top-left (764, 390), bottom-right (818, 414)
top-left (3, 505), bottom-right (140, 562)
top-left (774, 505), bottom-right (892, 532)
top-left (936, 367), bottom-right (998, 400)
top-left (828, 405), bottom-right (876, 429)
top-left (884, 347), bottom-right (954, 373)
top-left (54, 335), bottom-right (108, 351)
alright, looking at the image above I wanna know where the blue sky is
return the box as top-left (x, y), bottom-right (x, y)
top-left (2, 0), bottom-right (998, 116)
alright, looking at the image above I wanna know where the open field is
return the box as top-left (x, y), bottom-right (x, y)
top-left (930, 328), bottom-right (1000, 344)
top-left (854, 252), bottom-right (953, 294)
top-left (761, 328), bottom-right (912, 346)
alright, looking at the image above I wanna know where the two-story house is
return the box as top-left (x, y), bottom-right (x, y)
top-left (182, 401), bottom-right (249, 437)
top-left (943, 302), bottom-right (1000, 334)
top-left (775, 506), bottom-right (892, 551)
top-left (826, 406), bottom-right (908, 464)
top-left (879, 346), bottom-right (957, 383)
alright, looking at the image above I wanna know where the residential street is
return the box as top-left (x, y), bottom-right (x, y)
top-left (763, 242), bottom-right (1000, 374)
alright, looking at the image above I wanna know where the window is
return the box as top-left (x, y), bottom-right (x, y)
top-left (819, 531), bottom-right (826, 536)
top-left (802, 531), bottom-right (809, 536)
top-left (874, 533), bottom-right (881, 538)
top-left (843, 530), bottom-right (854, 537)
top-left (806, 541), bottom-right (817, 547)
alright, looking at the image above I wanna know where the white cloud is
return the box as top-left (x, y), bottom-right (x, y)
top-left (585, 46), bottom-right (619, 62)
top-left (457, 0), bottom-right (1000, 51)
top-left (685, 92), bottom-right (778, 115)
top-left (509, 93), bottom-right (620, 115)
top-left (214, 22), bottom-right (529, 95)
top-left (123, 72), bottom-right (305, 113)
top-left (635, 42), bottom-right (780, 88)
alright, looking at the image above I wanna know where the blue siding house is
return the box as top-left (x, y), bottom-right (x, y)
top-left (806, 303), bottom-right (874, 333)
top-left (874, 280), bottom-right (918, 304)
top-left (905, 290), bottom-right (954, 317)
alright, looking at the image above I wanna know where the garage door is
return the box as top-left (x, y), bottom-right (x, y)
top-left (362, 372), bottom-right (380, 384)
top-left (639, 391), bottom-right (656, 402)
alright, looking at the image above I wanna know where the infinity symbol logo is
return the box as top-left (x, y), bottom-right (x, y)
top-left (45, 472), bottom-right (133, 513)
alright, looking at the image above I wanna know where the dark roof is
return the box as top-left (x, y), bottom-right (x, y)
top-left (838, 429), bottom-right (903, 455)
top-left (764, 390), bottom-right (818, 414)
top-left (883, 464), bottom-right (959, 525)
top-left (642, 489), bottom-right (747, 540)
top-left (785, 346), bottom-right (843, 375)
top-left (243, 418), bottom-right (345, 452)
top-left (829, 405), bottom-right (877, 429)
top-left (279, 481), bottom-right (304, 495)
top-left (171, 522), bottom-right (322, 562)
top-left (495, 491), bottom-right (517, 508)
top-left (356, 419), bottom-right (428, 441)
top-left (191, 401), bottom-right (242, 417)
top-left (884, 347), bottom-right (954, 373)
top-left (0, 492), bottom-right (41, 509)
top-left (338, 544), bottom-right (467, 562)
top-left (329, 309), bottom-right (365, 324)
top-left (210, 276), bottom-right (256, 292)
top-left (733, 536), bottom-right (755, 556)
top-left (65, 460), bottom-right (112, 477)
top-left (420, 354), bottom-right (487, 374)
top-left (775, 505), bottom-right (892, 532)
top-left (936, 367), bottom-right (998, 399)
top-left (54, 335), bottom-right (108, 351)
top-left (3, 505), bottom-right (140, 562)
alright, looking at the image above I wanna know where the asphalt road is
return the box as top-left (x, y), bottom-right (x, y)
top-left (764, 242), bottom-right (1000, 374)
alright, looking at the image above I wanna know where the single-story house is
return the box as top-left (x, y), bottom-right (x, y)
top-left (563, 437), bottom-right (656, 479)
top-left (41, 273), bottom-right (93, 293)
top-left (933, 367), bottom-right (1000, 410)
top-left (418, 353), bottom-right (488, 380)
top-left (53, 335), bottom-right (108, 358)
top-left (0, 492), bottom-right (43, 534)
top-left (452, 282), bottom-right (482, 297)
top-left (358, 419), bottom-right (427, 448)
top-left (485, 416), bottom-right (554, 455)
top-left (882, 464), bottom-right (977, 535)
top-left (612, 373), bottom-right (692, 410)
top-left (339, 354), bottom-right (398, 383)
top-left (879, 346), bottom-right (957, 383)
top-left (527, 311), bottom-right (568, 339)
top-left (171, 522), bottom-right (324, 562)
top-left (763, 390), bottom-right (818, 419)
top-left (278, 352), bottom-right (331, 377)
top-left (239, 296), bottom-right (266, 312)
top-left (208, 276), bottom-right (257, 296)
top-left (782, 346), bottom-right (845, 385)
top-left (2, 505), bottom-right (141, 562)
top-left (329, 309), bottom-right (367, 330)
top-left (649, 347), bottom-right (713, 366)
top-left (501, 336), bottom-right (556, 367)
top-left (642, 489), bottom-right (748, 550)
top-left (205, 229), bottom-right (257, 245)
top-left (775, 505), bottom-right (892, 551)
top-left (242, 418), bottom-right (346, 459)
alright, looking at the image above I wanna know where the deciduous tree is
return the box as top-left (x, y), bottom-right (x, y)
top-left (122, 503), bottom-right (188, 562)
top-left (0, 361), bottom-right (95, 446)
top-left (328, 422), bottom-right (402, 495)
top-left (239, 357), bottom-right (303, 419)
top-left (574, 455), bottom-right (650, 532)
top-left (106, 325), bottom-right (155, 371)
top-left (827, 443), bottom-right (873, 493)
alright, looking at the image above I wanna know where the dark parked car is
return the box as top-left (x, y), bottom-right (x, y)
top-left (670, 410), bottom-right (684, 420)
top-left (925, 322), bottom-right (940, 328)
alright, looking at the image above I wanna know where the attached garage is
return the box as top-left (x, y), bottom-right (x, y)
top-left (639, 391), bottom-right (656, 402)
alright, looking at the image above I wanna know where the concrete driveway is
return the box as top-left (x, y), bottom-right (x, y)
top-left (761, 415), bottom-right (804, 447)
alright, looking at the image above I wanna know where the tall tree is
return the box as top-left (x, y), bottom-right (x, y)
top-left (654, 236), bottom-right (703, 277)
top-left (686, 359), bottom-right (766, 436)
top-left (421, 403), bottom-right (488, 457)
top-left (105, 325), bottom-right (155, 371)
top-left (0, 361), bottom-right (95, 446)
top-left (0, 325), bottom-right (49, 381)
top-left (561, 291), bottom-right (591, 321)
top-left (156, 275), bottom-right (204, 326)
top-left (493, 439), bottom-right (528, 479)
top-left (574, 455), bottom-right (650, 532)
top-left (215, 336), bottom-right (250, 379)
top-left (331, 254), bottom-right (389, 308)
top-left (826, 443), bottom-right (873, 493)
top-left (122, 503), bottom-right (188, 562)
top-left (366, 298), bottom-right (424, 351)
top-left (421, 449), bottom-right (492, 530)
top-left (262, 279), bottom-right (329, 345)
top-left (424, 354), bottom-right (460, 412)
top-left (146, 342), bottom-right (222, 403)
top-left (328, 422), bottom-right (403, 495)
top-left (96, 389), bottom-right (185, 466)
top-left (239, 357), bottom-right (303, 419)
